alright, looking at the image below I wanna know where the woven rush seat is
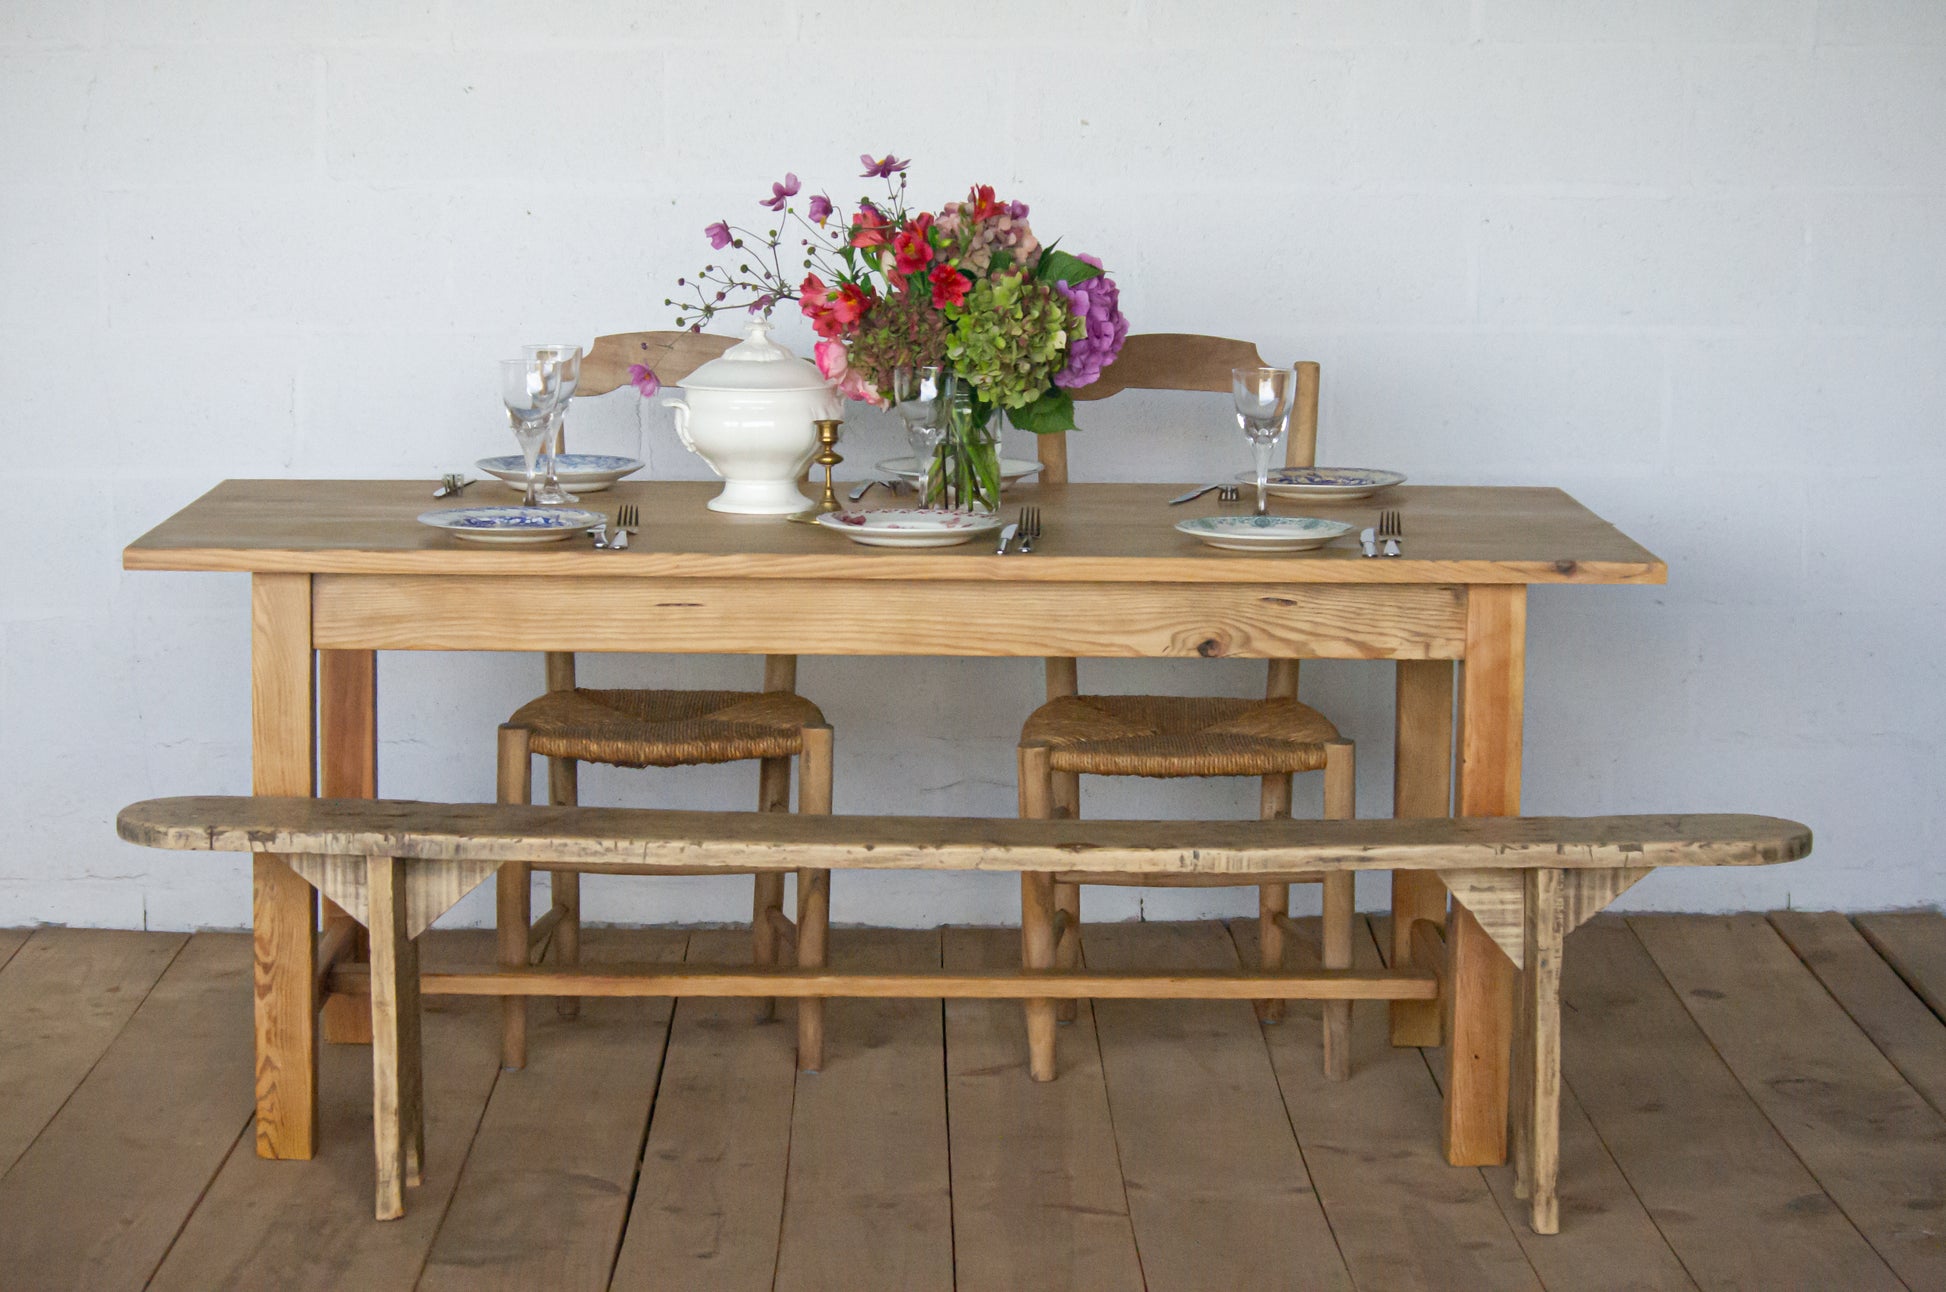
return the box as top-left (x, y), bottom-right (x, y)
top-left (508, 687), bottom-right (825, 768)
top-left (1022, 695), bottom-right (1341, 778)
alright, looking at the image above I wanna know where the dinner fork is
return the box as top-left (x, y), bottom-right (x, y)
top-left (433, 472), bottom-right (471, 498)
top-left (609, 502), bottom-right (639, 550)
top-left (1019, 506), bottom-right (1042, 554)
top-left (1378, 508), bottom-right (1402, 558)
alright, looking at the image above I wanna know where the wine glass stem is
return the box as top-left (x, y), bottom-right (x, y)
top-left (520, 432), bottom-right (541, 505)
top-left (544, 413), bottom-right (563, 488)
top-left (1253, 436), bottom-right (1274, 516)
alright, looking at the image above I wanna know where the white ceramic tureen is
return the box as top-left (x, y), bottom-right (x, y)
top-left (664, 319), bottom-right (840, 515)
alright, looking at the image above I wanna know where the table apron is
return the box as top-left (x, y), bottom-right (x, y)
top-left (310, 575), bottom-right (1469, 660)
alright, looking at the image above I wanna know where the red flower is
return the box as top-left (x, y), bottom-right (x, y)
top-left (892, 213), bottom-right (934, 277)
top-left (799, 272), bottom-right (829, 309)
top-left (928, 264), bottom-right (971, 309)
top-left (967, 184), bottom-right (1002, 221)
top-left (849, 204), bottom-right (891, 249)
top-left (830, 282), bottom-right (872, 328)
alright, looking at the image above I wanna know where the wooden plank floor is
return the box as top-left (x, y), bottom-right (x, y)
top-left (0, 913), bottom-right (1943, 1290)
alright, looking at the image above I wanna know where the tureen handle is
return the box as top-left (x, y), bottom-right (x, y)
top-left (666, 397), bottom-right (716, 470)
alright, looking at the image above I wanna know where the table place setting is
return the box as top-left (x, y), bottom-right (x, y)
top-left (475, 453), bottom-right (644, 493)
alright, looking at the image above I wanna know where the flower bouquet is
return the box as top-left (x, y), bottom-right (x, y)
top-left (649, 154), bottom-right (1129, 511)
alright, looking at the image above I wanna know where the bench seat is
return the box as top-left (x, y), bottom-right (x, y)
top-left (116, 795), bottom-right (1810, 1232)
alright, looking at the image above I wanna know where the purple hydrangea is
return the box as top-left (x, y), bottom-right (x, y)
top-left (1052, 256), bottom-right (1129, 389)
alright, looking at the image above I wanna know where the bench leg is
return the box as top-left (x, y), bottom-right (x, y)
top-left (796, 725), bottom-right (833, 1073)
top-left (1054, 881), bottom-right (1080, 1024)
top-left (1321, 739), bottom-right (1357, 1080)
top-left (496, 725), bottom-right (531, 1071)
top-left (1523, 867), bottom-right (1565, 1234)
top-left (753, 755), bottom-right (792, 1023)
top-left (549, 755), bottom-right (581, 1021)
top-left (1256, 772), bottom-right (1293, 1024)
top-left (1022, 871), bottom-right (1059, 1082)
top-left (368, 854), bottom-right (423, 1221)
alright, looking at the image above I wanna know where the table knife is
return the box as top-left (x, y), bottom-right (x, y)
top-left (1360, 527), bottom-right (1377, 558)
top-left (1169, 483), bottom-right (1228, 505)
top-left (994, 521), bottom-right (1019, 555)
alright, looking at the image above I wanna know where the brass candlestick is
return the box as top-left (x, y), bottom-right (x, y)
top-left (809, 418), bottom-right (844, 514)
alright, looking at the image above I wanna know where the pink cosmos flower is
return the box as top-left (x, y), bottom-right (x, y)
top-left (815, 339), bottom-right (880, 405)
top-left (860, 153), bottom-right (909, 178)
top-left (627, 364), bottom-right (660, 398)
top-left (759, 173), bottom-right (800, 211)
top-left (704, 220), bottom-right (732, 250)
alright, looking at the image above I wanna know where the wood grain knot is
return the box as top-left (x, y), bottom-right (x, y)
top-left (1553, 560), bottom-right (1579, 575)
top-left (1196, 638), bottom-right (1226, 658)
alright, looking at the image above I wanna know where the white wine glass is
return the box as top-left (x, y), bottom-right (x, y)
top-left (500, 358), bottom-right (563, 506)
top-left (525, 343), bottom-right (584, 504)
top-left (1232, 366), bottom-right (1295, 516)
top-left (893, 365), bottom-right (953, 504)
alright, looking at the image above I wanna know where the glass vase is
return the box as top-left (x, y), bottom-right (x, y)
top-left (922, 385), bottom-right (1004, 513)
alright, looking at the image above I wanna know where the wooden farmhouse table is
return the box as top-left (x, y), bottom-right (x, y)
top-left (124, 478), bottom-right (1665, 1169)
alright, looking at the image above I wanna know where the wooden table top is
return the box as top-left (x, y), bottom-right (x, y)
top-left (124, 479), bottom-right (1664, 586)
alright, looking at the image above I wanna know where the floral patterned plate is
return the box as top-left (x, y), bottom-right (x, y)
top-left (815, 508), bottom-right (1007, 548)
top-left (1174, 514), bottom-right (1355, 552)
top-left (417, 506), bottom-right (605, 545)
top-left (876, 456), bottom-right (1043, 486)
top-left (477, 454), bottom-right (645, 492)
top-left (1233, 467), bottom-right (1406, 502)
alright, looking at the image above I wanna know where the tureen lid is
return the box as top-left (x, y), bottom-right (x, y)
top-left (680, 319), bottom-right (830, 392)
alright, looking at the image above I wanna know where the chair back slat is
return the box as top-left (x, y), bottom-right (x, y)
top-left (579, 330), bottom-right (738, 397)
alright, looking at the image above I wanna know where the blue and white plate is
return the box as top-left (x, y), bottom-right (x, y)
top-left (418, 506), bottom-right (605, 545)
top-left (477, 454), bottom-right (644, 493)
top-left (1234, 466), bottom-right (1406, 502)
top-left (1174, 514), bottom-right (1354, 552)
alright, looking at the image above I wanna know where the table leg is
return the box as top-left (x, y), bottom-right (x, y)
top-left (1390, 659), bottom-right (1454, 1047)
top-left (320, 649), bottom-right (376, 1045)
top-left (1443, 585), bottom-right (1524, 1167)
top-left (252, 573), bottom-right (319, 1160)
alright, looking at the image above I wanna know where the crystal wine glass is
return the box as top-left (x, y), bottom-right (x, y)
top-left (893, 365), bottom-right (953, 504)
top-left (1232, 366), bottom-right (1295, 517)
top-left (524, 343), bottom-right (584, 504)
top-left (500, 357), bottom-right (564, 506)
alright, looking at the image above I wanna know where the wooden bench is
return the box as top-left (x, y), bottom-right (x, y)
top-left (116, 795), bottom-right (1810, 1231)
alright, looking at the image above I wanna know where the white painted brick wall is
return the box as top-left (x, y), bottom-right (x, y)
top-left (3, 0), bottom-right (1942, 929)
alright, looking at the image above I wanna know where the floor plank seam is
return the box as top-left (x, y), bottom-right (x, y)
top-left (1771, 913), bottom-right (1946, 1123)
top-left (409, 1050), bottom-right (505, 1291)
top-left (139, 1111), bottom-right (256, 1289)
top-left (607, 930), bottom-right (691, 1292)
top-left (1081, 928), bottom-right (1160, 1290)
top-left (0, 931), bottom-right (193, 1188)
top-left (1228, 918), bottom-right (1361, 1289)
top-left (1855, 919), bottom-right (1946, 1030)
top-left (1622, 917), bottom-right (1905, 1283)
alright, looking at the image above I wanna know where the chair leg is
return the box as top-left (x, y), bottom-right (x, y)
top-left (796, 726), bottom-right (833, 1073)
top-left (1018, 742), bottom-right (1059, 1080)
top-left (495, 725), bottom-right (531, 1071)
top-left (367, 853), bottom-right (421, 1221)
top-left (548, 755), bottom-right (581, 1021)
top-left (752, 756), bottom-right (792, 1023)
top-left (1257, 772), bottom-right (1293, 1024)
top-left (1321, 740), bottom-right (1356, 1080)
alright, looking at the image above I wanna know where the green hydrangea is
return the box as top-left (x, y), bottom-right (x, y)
top-left (845, 285), bottom-right (951, 398)
top-left (945, 272), bottom-right (1073, 410)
